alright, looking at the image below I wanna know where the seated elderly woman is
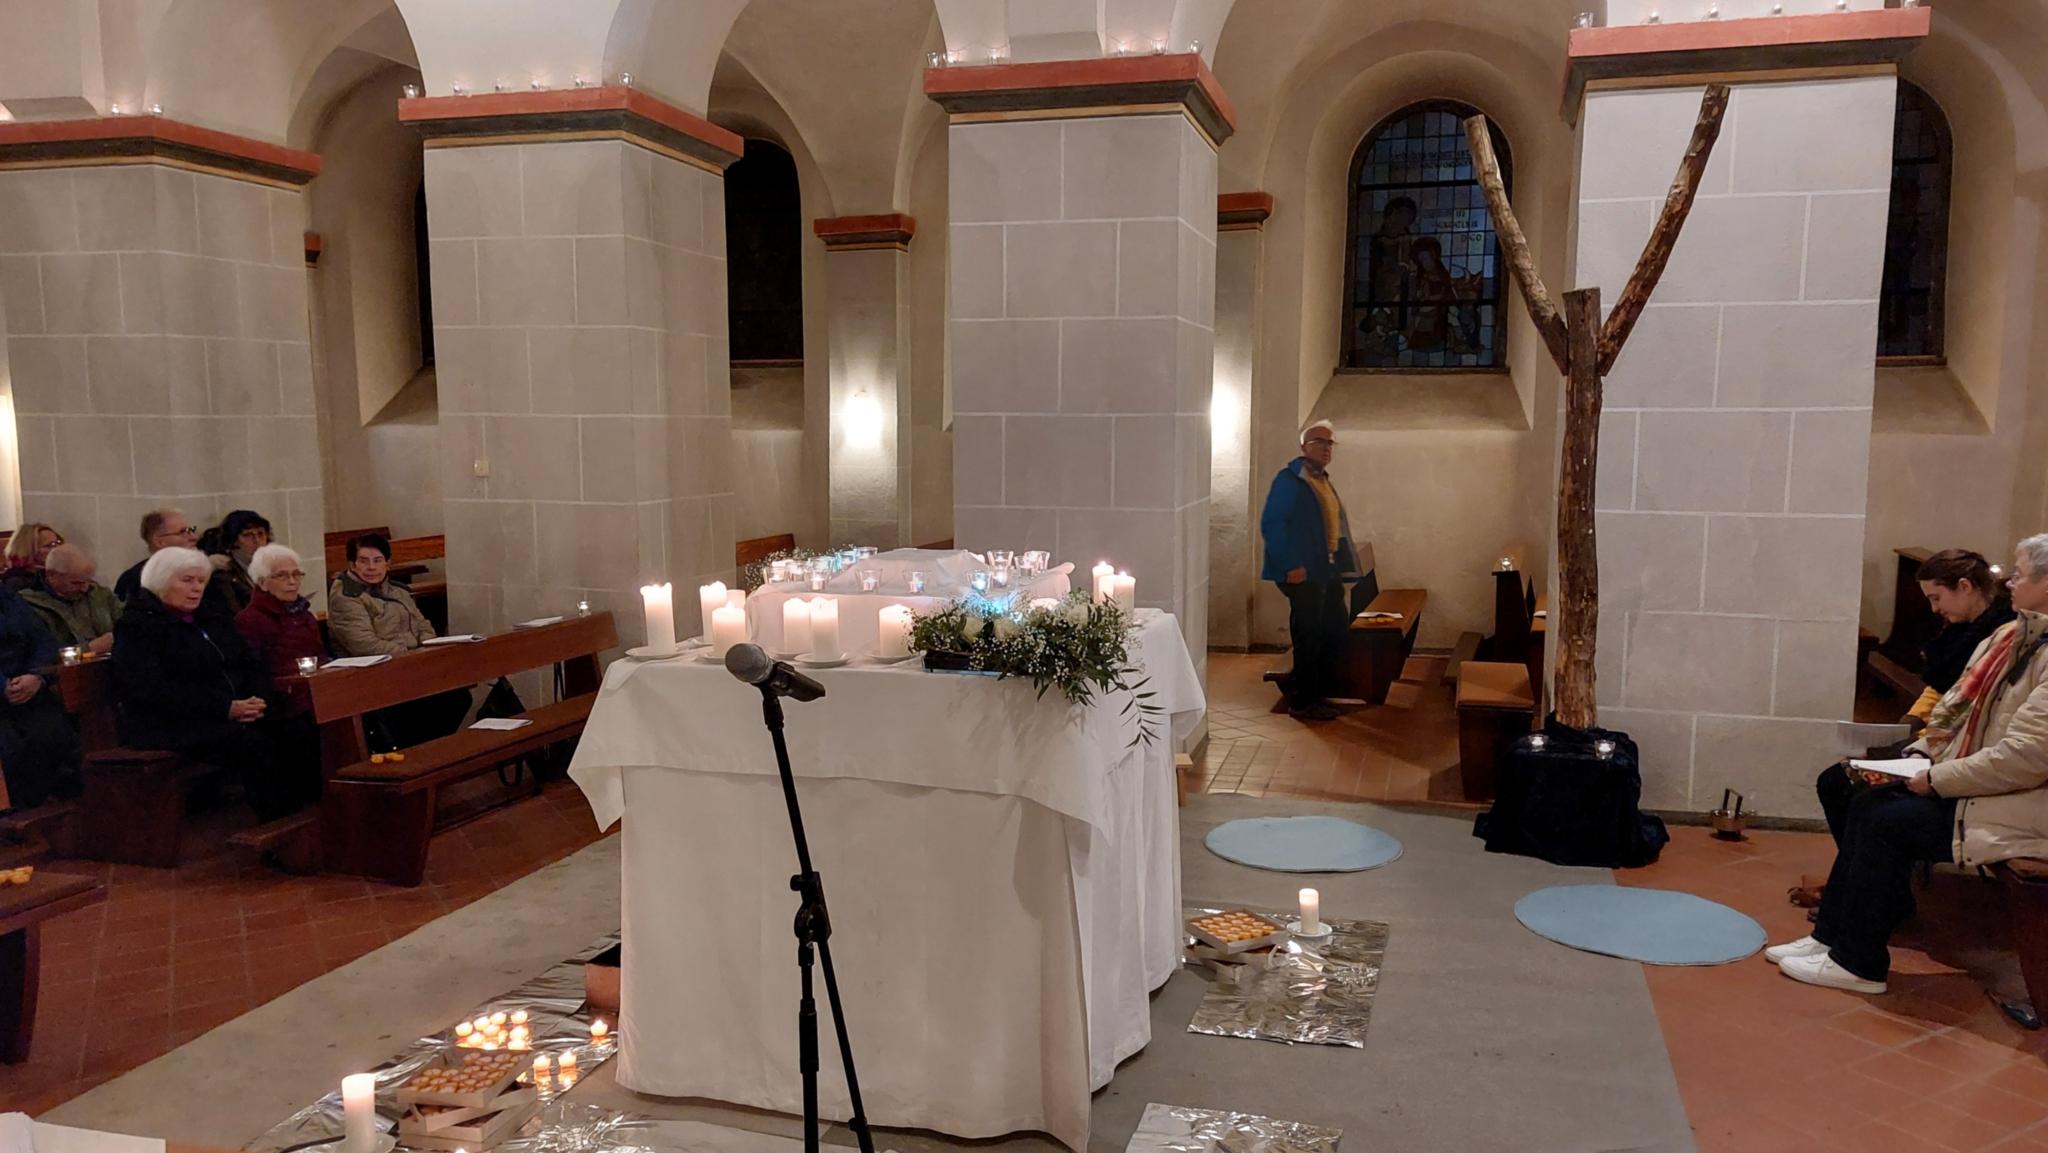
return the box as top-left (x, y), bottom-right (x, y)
top-left (2, 523), bottom-right (63, 594)
top-left (1769, 533), bottom-right (2048, 994)
top-left (234, 543), bottom-right (325, 720)
top-left (112, 547), bottom-right (319, 822)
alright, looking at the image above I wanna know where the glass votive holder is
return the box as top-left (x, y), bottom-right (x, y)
top-left (1498, 557), bottom-right (1514, 571)
top-left (859, 569), bottom-right (880, 592)
top-left (992, 568), bottom-right (1010, 588)
top-left (809, 570), bottom-right (828, 591)
top-left (297, 656), bottom-right (319, 677)
top-left (908, 571), bottom-right (926, 594)
top-left (1594, 739), bottom-right (1616, 759)
top-left (576, 599), bottom-right (591, 617)
top-left (1022, 550), bottom-right (1050, 574)
top-left (1526, 733), bottom-right (1547, 751)
top-left (971, 571), bottom-right (990, 593)
top-left (58, 646), bottom-right (81, 666)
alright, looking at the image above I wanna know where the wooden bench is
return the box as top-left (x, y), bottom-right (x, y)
top-left (308, 612), bottom-right (619, 887)
top-left (42, 656), bottom-right (231, 867)
top-left (1347, 587), bottom-right (1427, 705)
top-left (1456, 661), bottom-right (1535, 803)
top-left (1870, 547), bottom-right (1937, 696)
top-left (1991, 857), bottom-right (2048, 1024)
top-left (737, 532), bottom-right (797, 583)
top-left (0, 870), bottom-right (103, 1062)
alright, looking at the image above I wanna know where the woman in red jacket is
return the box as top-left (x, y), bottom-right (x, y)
top-left (234, 544), bottom-right (326, 720)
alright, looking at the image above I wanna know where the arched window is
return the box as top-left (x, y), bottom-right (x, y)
top-left (1344, 101), bottom-right (1509, 371)
top-left (1877, 80), bottom-right (1950, 362)
top-left (724, 138), bottom-right (804, 362)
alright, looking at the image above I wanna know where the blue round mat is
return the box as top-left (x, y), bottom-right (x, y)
top-left (1514, 885), bottom-right (1764, 966)
top-left (1203, 816), bottom-right (1404, 873)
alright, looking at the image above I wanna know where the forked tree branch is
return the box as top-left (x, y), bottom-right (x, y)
top-left (1463, 115), bottom-right (1569, 373)
top-left (1595, 83), bottom-right (1730, 375)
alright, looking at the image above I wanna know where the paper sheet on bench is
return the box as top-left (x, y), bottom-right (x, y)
top-left (1848, 756), bottom-right (1930, 779)
top-left (1355, 611), bottom-right (1403, 620)
top-left (324, 655), bottom-right (390, 669)
top-left (423, 633), bottom-right (485, 645)
top-left (1533, 609), bottom-right (1547, 619)
top-left (470, 717), bottom-right (532, 731)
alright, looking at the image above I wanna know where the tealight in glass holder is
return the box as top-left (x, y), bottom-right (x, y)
top-left (58, 646), bottom-right (81, 666)
top-left (859, 569), bottom-right (880, 592)
top-left (992, 568), bottom-right (1010, 588)
top-left (971, 571), bottom-right (990, 593)
top-left (908, 571), bottom-right (926, 594)
top-left (809, 569), bottom-right (828, 591)
top-left (297, 656), bottom-right (319, 677)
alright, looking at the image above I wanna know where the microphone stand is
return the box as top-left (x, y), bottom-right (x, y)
top-left (752, 687), bottom-right (877, 1153)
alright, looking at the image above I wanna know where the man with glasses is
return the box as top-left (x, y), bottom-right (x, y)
top-left (113, 508), bottom-right (236, 620)
top-left (1259, 420), bottom-right (1362, 722)
top-left (21, 544), bottom-right (122, 655)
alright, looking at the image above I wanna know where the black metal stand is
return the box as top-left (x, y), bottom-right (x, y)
top-left (755, 690), bottom-right (877, 1153)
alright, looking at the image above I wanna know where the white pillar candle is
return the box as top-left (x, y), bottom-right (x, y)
top-left (341, 1073), bottom-right (378, 1153)
top-left (712, 605), bottom-right (747, 658)
top-left (878, 605), bottom-right (912, 658)
top-left (726, 588), bottom-right (747, 611)
top-left (1091, 561), bottom-right (1115, 604)
top-left (811, 597), bottom-right (842, 660)
top-left (697, 582), bottom-right (726, 641)
top-left (642, 583), bottom-right (677, 655)
top-left (1299, 887), bottom-right (1322, 936)
top-left (782, 598), bottom-right (813, 654)
top-left (1112, 572), bottom-right (1136, 614)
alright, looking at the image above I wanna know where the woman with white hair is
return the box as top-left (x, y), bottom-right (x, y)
top-left (235, 543), bottom-right (326, 719)
top-left (112, 547), bottom-right (319, 821)
top-left (1768, 533), bottom-right (2048, 994)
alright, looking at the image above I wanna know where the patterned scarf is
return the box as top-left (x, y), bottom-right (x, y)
top-left (1921, 616), bottom-right (2044, 761)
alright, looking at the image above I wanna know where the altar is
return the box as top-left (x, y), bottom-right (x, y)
top-left (568, 606), bottom-right (1203, 1153)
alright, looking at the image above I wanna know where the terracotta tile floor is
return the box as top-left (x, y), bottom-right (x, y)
top-left (0, 779), bottom-right (606, 1115)
top-left (1201, 650), bottom-right (2048, 1152)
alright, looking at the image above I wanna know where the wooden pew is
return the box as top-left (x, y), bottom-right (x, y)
top-left (737, 532), bottom-right (797, 582)
top-left (1264, 545), bottom-right (1428, 707)
top-left (1991, 857), bottom-right (2048, 1026)
top-left (307, 612), bottom-right (619, 887)
top-left (1455, 661), bottom-right (1535, 802)
top-left (0, 870), bottom-right (103, 1062)
top-left (42, 656), bottom-right (229, 867)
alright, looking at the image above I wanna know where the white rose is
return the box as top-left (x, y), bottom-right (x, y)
top-left (1061, 601), bottom-right (1091, 626)
top-left (960, 611), bottom-right (985, 637)
top-left (993, 615), bottom-right (1020, 641)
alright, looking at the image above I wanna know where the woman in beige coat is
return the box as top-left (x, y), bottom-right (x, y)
top-left (1768, 534), bottom-right (2048, 994)
top-left (328, 533), bottom-right (471, 748)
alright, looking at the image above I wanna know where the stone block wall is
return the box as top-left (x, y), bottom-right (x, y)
top-left (949, 113), bottom-right (1217, 668)
top-left (424, 139), bottom-right (734, 641)
top-left (1574, 78), bottom-right (1893, 817)
top-left (0, 164), bottom-right (323, 585)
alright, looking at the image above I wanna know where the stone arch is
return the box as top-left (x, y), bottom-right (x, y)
top-left (142, 0), bottom-right (409, 141)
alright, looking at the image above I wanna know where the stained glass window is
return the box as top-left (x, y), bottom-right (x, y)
top-left (1878, 81), bottom-right (1950, 361)
top-left (1344, 101), bottom-right (1509, 371)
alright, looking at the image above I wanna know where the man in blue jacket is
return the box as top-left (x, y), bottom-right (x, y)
top-left (1259, 420), bottom-right (1361, 721)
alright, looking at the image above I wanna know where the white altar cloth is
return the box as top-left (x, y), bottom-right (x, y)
top-left (568, 611), bottom-right (1204, 1152)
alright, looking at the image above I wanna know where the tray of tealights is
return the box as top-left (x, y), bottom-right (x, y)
top-left (452, 1009), bottom-right (533, 1051)
top-left (397, 1049), bottom-right (526, 1108)
top-left (1186, 910), bottom-right (1289, 955)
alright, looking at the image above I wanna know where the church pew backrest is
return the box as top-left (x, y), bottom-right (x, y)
top-left (307, 612), bottom-right (619, 725)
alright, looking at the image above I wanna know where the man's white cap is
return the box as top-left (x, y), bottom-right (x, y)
top-left (1300, 420), bottom-right (1336, 445)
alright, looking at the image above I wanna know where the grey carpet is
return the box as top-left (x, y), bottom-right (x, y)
top-left (48, 795), bottom-right (1695, 1153)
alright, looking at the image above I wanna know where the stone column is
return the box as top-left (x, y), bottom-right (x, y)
top-left (816, 214), bottom-right (916, 548)
top-left (0, 120), bottom-right (325, 585)
top-left (1209, 192), bottom-right (1269, 651)
top-left (404, 88), bottom-right (741, 644)
top-left (929, 55), bottom-right (1227, 673)
top-left (1568, 11), bottom-right (1926, 816)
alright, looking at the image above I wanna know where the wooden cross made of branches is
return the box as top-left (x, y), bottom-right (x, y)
top-left (1462, 84), bottom-right (1729, 732)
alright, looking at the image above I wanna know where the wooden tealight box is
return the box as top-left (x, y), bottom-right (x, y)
top-left (396, 1051), bottom-right (540, 1151)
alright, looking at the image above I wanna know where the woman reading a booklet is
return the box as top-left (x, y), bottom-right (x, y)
top-left (1769, 535), bottom-right (2048, 994)
top-left (1813, 549), bottom-right (2015, 844)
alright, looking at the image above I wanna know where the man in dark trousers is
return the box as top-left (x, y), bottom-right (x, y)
top-left (1259, 420), bottom-right (1360, 721)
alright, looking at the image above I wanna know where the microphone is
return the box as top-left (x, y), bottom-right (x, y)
top-left (724, 642), bottom-right (827, 702)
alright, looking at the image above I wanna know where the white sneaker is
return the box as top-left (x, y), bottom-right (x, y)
top-left (1778, 952), bottom-right (1886, 994)
top-left (1763, 935), bottom-right (1829, 963)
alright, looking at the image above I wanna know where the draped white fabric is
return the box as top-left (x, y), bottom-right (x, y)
top-left (568, 612), bottom-right (1204, 1152)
